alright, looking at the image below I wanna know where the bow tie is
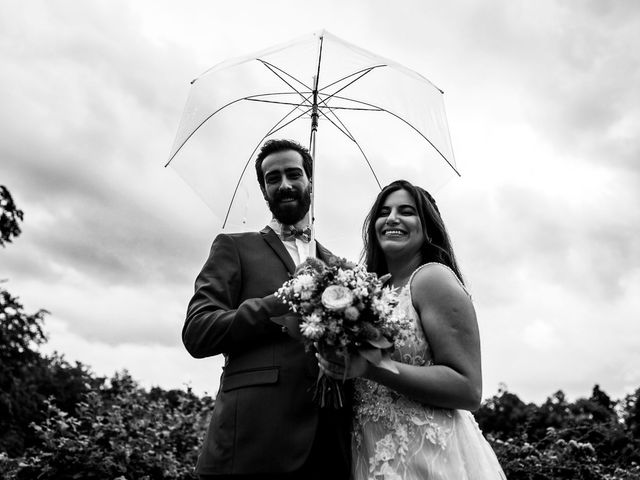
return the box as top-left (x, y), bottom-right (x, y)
top-left (280, 226), bottom-right (312, 243)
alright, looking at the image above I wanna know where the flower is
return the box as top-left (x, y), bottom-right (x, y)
top-left (344, 306), bottom-right (360, 321)
top-left (300, 319), bottom-right (324, 339)
top-left (372, 294), bottom-right (394, 317)
top-left (299, 289), bottom-right (314, 301)
top-left (335, 268), bottom-right (355, 285)
top-left (321, 285), bottom-right (354, 311)
top-left (276, 256), bottom-right (400, 408)
top-left (293, 273), bottom-right (315, 294)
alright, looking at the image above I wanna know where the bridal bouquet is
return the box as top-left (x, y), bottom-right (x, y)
top-left (276, 257), bottom-right (411, 408)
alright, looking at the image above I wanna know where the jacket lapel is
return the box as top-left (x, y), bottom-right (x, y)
top-left (261, 226), bottom-right (296, 275)
top-left (315, 241), bottom-right (337, 265)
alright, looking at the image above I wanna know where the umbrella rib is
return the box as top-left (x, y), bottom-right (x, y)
top-left (315, 106), bottom-right (383, 189)
top-left (166, 97), bottom-right (247, 167)
top-left (319, 65), bottom-right (385, 97)
top-left (315, 106), bottom-right (356, 142)
top-left (245, 91), bottom-right (314, 108)
top-left (265, 107), bottom-right (313, 136)
top-left (245, 91), bottom-right (387, 110)
top-left (257, 60), bottom-right (313, 107)
top-left (222, 104), bottom-right (314, 228)
top-left (258, 59), bottom-right (312, 91)
top-left (313, 66), bottom-right (383, 113)
top-left (260, 92), bottom-right (316, 135)
top-left (316, 104), bottom-right (381, 111)
top-left (245, 98), bottom-right (314, 108)
top-left (323, 94), bottom-right (460, 176)
top-left (222, 144), bottom-right (262, 229)
top-left (166, 93), bottom-right (314, 167)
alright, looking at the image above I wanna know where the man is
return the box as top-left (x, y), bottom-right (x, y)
top-left (183, 139), bottom-right (351, 479)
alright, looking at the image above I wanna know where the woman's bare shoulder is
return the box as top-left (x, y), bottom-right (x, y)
top-left (410, 263), bottom-right (470, 309)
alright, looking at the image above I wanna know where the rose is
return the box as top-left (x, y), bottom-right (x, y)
top-left (321, 285), bottom-right (354, 311)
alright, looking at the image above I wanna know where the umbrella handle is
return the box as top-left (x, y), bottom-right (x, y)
top-left (309, 73), bottom-right (320, 251)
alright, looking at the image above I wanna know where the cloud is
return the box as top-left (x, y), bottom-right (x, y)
top-left (478, 268), bottom-right (640, 402)
top-left (1, 0), bottom-right (639, 404)
top-left (40, 316), bottom-right (224, 397)
top-left (0, 0), bottom-right (213, 346)
top-left (0, 0), bottom-right (210, 281)
top-left (523, 320), bottom-right (560, 350)
top-left (518, 2), bottom-right (640, 176)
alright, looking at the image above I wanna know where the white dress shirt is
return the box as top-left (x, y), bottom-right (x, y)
top-left (268, 218), bottom-right (316, 266)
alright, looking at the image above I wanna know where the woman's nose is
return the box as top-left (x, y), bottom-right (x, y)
top-left (385, 209), bottom-right (399, 223)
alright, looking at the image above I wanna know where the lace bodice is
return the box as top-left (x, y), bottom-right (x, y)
top-left (351, 264), bottom-right (506, 480)
top-left (353, 267), bottom-right (454, 452)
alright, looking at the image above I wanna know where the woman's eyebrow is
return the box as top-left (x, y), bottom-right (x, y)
top-left (382, 204), bottom-right (416, 209)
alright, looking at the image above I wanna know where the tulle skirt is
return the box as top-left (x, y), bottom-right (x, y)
top-left (352, 408), bottom-right (507, 480)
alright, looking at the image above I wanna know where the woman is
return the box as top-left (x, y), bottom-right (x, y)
top-left (318, 180), bottom-right (506, 479)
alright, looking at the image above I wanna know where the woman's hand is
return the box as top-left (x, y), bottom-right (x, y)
top-left (316, 350), bottom-right (370, 380)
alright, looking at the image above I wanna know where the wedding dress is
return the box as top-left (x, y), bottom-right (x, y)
top-left (352, 264), bottom-right (507, 480)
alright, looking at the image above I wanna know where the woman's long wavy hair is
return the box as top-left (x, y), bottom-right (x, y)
top-left (361, 179), bottom-right (464, 284)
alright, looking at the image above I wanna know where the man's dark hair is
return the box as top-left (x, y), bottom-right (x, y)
top-left (255, 139), bottom-right (313, 190)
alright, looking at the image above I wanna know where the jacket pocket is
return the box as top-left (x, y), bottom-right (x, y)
top-left (222, 367), bottom-right (279, 392)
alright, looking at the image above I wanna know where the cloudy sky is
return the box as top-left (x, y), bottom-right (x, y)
top-left (1, 0), bottom-right (639, 404)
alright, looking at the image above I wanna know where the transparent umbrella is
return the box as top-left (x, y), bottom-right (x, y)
top-left (167, 29), bottom-right (458, 250)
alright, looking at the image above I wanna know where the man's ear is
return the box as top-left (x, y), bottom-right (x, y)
top-left (260, 186), bottom-right (268, 201)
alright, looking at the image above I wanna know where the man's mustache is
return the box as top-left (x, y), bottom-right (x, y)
top-left (273, 188), bottom-right (301, 202)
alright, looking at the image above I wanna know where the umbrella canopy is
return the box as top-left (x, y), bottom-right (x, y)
top-left (167, 30), bottom-right (458, 249)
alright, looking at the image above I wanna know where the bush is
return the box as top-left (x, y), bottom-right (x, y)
top-left (0, 186), bottom-right (23, 247)
top-left (3, 184), bottom-right (640, 478)
top-left (1, 372), bottom-right (214, 480)
top-left (476, 385), bottom-right (640, 479)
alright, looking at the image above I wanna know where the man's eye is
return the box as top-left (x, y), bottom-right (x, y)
top-left (265, 176), bottom-right (280, 184)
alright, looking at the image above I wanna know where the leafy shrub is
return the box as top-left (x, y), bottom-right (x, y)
top-left (3, 184), bottom-right (640, 478)
top-left (1, 372), bottom-right (214, 480)
top-left (0, 185), bottom-right (23, 247)
top-left (477, 386), bottom-right (640, 479)
top-left (0, 288), bottom-right (100, 456)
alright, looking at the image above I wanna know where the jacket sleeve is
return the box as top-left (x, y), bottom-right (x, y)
top-left (182, 234), bottom-right (283, 358)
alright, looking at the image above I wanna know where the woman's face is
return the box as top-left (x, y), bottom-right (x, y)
top-left (374, 188), bottom-right (425, 260)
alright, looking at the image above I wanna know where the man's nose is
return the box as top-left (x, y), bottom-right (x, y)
top-left (278, 176), bottom-right (294, 190)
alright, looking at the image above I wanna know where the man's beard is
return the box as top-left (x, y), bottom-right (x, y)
top-left (267, 186), bottom-right (312, 225)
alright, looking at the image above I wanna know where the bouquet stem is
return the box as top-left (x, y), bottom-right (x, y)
top-left (313, 371), bottom-right (345, 409)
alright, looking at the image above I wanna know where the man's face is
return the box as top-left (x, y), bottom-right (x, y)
top-left (260, 149), bottom-right (311, 225)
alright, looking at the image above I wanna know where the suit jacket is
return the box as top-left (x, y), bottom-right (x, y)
top-left (183, 226), bottom-right (351, 476)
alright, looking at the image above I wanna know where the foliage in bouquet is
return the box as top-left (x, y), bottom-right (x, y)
top-left (277, 257), bottom-right (411, 375)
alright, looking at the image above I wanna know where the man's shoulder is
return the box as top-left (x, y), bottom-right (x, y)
top-left (213, 228), bottom-right (271, 246)
top-left (218, 231), bottom-right (263, 239)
